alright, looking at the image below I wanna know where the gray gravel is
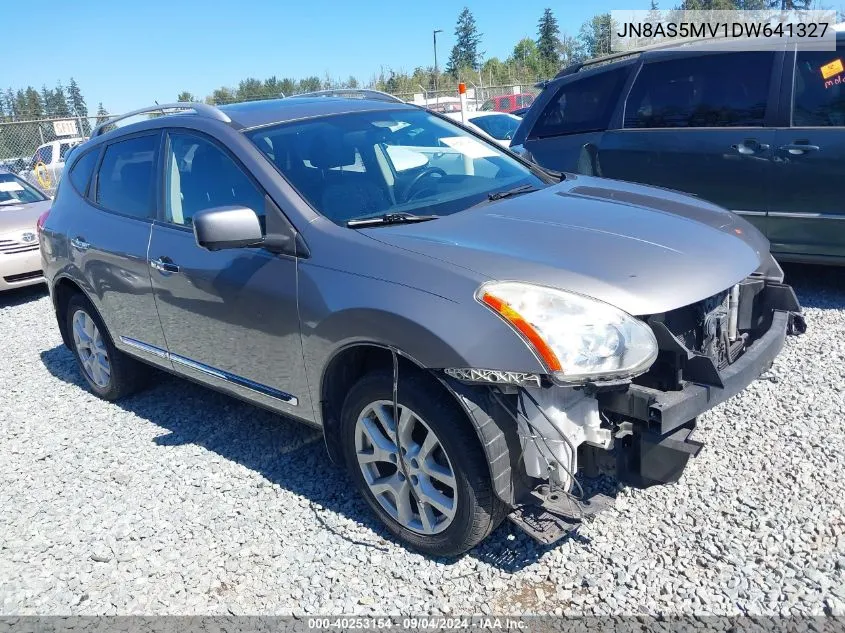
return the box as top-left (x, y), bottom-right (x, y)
top-left (0, 264), bottom-right (843, 616)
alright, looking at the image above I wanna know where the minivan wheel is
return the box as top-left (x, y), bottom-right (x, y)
top-left (341, 371), bottom-right (506, 556)
top-left (66, 294), bottom-right (147, 401)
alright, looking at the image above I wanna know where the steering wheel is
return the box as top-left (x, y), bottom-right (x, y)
top-left (403, 167), bottom-right (447, 202)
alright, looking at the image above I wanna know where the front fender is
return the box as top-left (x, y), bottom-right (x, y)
top-left (298, 263), bottom-right (545, 422)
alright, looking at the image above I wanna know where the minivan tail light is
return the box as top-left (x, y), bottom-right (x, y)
top-left (36, 210), bottom-right (50, 234)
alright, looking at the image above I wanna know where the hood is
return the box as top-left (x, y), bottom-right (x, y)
top-left (0, 199), bottom-right (51, 237)
top-left (364, 175), bottom-right (766, 316)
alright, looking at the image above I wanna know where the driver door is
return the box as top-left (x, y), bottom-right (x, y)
top-left (148, 130), bottom-right (310, 417)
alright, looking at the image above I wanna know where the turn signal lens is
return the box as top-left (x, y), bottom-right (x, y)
top-left (481, 291), bottom-right (562, 372)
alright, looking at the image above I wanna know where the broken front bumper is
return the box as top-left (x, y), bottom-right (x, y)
top-left (600, 309), bottom-right (790, 437)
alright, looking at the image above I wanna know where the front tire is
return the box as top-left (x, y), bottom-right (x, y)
top-left (341, 370), bottom-right (506, 556)
top-left (66, 293), bottom-right (147, 401)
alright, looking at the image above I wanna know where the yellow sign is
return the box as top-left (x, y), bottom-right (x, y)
top-left (34, 161), bottom-right (52, 189)
top-left (820, 58), bottom-right (844, 80)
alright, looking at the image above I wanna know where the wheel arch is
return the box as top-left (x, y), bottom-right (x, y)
top-left (52, 275), bottom-right (91, 349)
top-left (319, 341), bottom-right (523, 506)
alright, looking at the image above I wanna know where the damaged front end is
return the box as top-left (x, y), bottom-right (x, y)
top-left (442, 269), bottom-right (805, 545)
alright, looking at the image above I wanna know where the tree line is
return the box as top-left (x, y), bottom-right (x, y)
top-left (0, 0), bottom-right (821, 124)
top-left (0, 78), bottom-right (110, 125)
top-left (186, 0), bottom-right (817, 104)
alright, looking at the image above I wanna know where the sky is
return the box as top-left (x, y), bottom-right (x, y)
top-left (1, 0), bottom-right (648, 114)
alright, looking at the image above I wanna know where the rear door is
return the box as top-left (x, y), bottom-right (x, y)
top-left (147, 129), bottom-right (308, 416)
top-left (768, 43), bottom-right (845, 260)
top-left (66, 133), bottom-right (169, 366)
top-left (597, 48), bottom-right (782, 235)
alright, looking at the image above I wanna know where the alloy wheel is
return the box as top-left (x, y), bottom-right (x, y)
top-left (355, 400), bottom-right (458, 535)
top-left (72, 309), bottom-right (111, 389)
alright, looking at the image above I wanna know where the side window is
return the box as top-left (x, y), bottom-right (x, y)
top-left (624, 52), bottom-right (774, 128)
top-left (95, 135), bottom-right (158, 219)
top-left (531, 66), bottom-right (630, 138)
top-left (165, 133), bottom-right (265, 226)
top-left (67, 149), bottom-right (100, 196)
top-left (36, 145), bottom-right (54, 165)
top-left (59, 142), bottom-right (78, 161)
top-left (792, 47), bottom-right (845, 126)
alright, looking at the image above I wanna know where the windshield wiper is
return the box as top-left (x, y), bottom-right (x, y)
top-left (486, 184), bottom-right (539, 201)
top-left (347, 212), bottom-right (439, 228)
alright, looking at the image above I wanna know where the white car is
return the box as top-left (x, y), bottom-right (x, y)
top-left (444, 111), bottom-right (521, 147)
top-left (23, 137), bottom-right (85, 195)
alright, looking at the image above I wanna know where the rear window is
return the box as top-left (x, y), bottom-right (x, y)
top-left (530, 67), bottom-right (630, 138)
top-left (469, 114), bottom-right (520, 141)
top-left (624, 51), bottom-right (774, 128)
top-left (95, 135), bottom-right (158, 219)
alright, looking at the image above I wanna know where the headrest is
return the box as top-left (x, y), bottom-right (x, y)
top-left (308, 134), bottom-right (356, 169)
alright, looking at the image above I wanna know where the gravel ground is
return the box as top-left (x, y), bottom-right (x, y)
top-left (0, 263), bottom-right (843, 617)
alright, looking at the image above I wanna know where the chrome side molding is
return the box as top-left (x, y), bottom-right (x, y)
top-left (119, 336), bottom-right (298, 405)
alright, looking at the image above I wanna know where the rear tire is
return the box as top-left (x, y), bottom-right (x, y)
top-left (341, 370), bottom-right (506, 556)
top-left (65, 293), bottom-right (147, 401)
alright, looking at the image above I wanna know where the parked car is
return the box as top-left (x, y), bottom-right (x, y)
top-left (445, 111), bottom-right (521, 146)
top-left (479, 92), bottom-right (535, 113)
top-left (0, 170), bottom-right (51, 291)
top-left (23, 137), bottom-right (85, 196)
top-left (41, 98), bottom-right (803, 556)
top-left (511, 106), bottom-right (530, 118)
top-left (512, 34), bottom-right (845, 265)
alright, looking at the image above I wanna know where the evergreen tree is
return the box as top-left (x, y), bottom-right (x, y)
top-left (40, 87), bottom-right (53, 117)
top-left (177, 91), bottom-right (196, 102)
top-left (536, 8), bottom-right (561, 76)
top-left (14, 90), bottom-right (27, 119)
top-left (51, 83), bottom-right (71, 117)
top-left (5, 89), bottom-right (16, 119)
top-left (446, 7), bottom-right (482, 74)
top-left (298, 76), bottom-right (321, 92)
top-left (236, 77), bottom-right (264, 101)
top-left (95, 103), bottom-right (109, 125)
top-left (578, 14), bottom-right (614, 59)
top-left (279, 78), bottom-right (297, 96)
top-left (67, 78), bottom-right (88, 118)
top-left (23, 87), bottom-right (43, 119)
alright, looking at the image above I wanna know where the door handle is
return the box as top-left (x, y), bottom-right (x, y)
top-left (150, 257), bottom-right (180, 274)
top-left (70, 236), bottom-right (90, 251)
top-left (779, 143), bottom-right (820, 155)
top-left (731, 139), bottom-right (770, 155)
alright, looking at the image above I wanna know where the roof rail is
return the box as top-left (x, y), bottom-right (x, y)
top-left (554, 33), bottom-right (782, 79)
top-left (91, 102), bottom-right (232, 137)
top-left (288, 89), bottom-right (405, 104)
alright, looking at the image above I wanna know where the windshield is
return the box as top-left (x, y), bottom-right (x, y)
top-left (469, 114), bottom-right (520, 141)
top-left (0, 172), bottom-right (47, 206)
top-left (247, 108), bottom-right (546, 226)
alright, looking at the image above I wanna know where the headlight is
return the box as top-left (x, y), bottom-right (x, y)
top-left (477, 281), bottom-right (658, 383)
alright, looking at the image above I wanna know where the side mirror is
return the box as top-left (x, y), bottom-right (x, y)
top-left (192, 206), bottom-right (264, 251)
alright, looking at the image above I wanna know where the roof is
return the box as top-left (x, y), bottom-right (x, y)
top-left (555, 30), bottom-right (845, 79)
top-left (221, 97), bottom-right (415, 130)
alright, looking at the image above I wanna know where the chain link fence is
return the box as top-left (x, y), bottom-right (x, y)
top-left (0, 115), bottom-right (102, 196)
top-left (0, 83), bottom-right (540, 197)
top-left (393, 83), bottom-right (542, 113)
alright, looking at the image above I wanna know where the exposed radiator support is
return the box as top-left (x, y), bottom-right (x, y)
top-left (728, 284), bottom-right (740, 342)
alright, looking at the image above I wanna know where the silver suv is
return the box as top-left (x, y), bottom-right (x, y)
top-left (40, 99), bottom-right (804, 556)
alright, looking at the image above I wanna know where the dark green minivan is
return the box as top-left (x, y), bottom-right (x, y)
top-left (512, 35), bottom-right (845, 265)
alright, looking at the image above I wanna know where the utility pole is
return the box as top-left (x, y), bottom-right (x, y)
top-left (433, 29), bottom-right (443, 93)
